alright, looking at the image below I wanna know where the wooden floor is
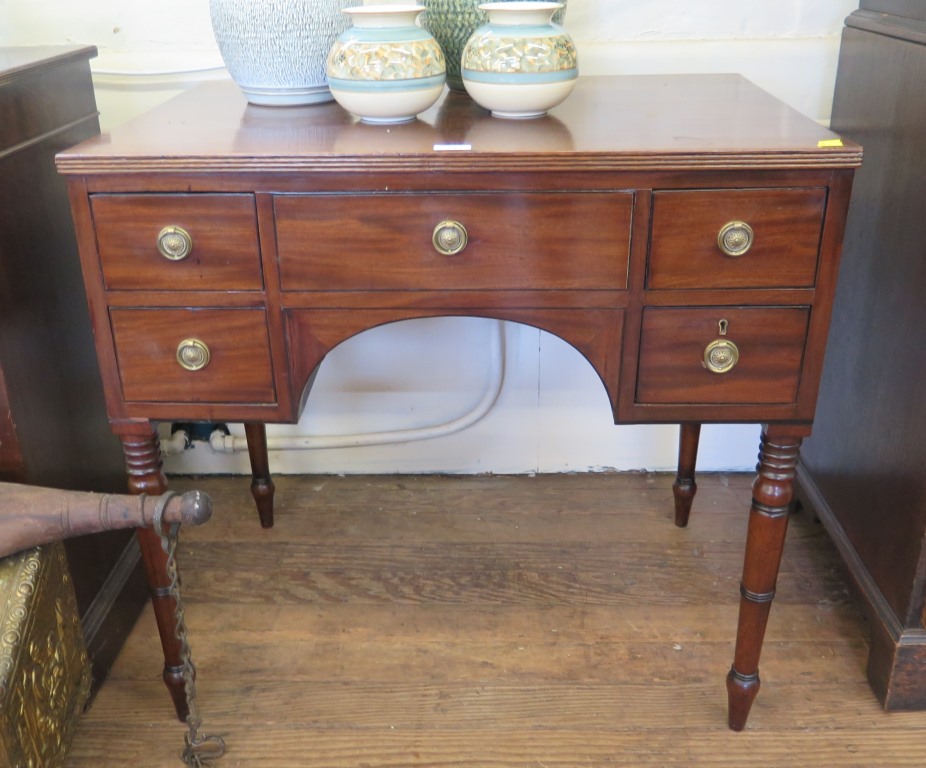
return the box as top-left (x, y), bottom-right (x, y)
top-left (66, 473), bottom-right (926, 767)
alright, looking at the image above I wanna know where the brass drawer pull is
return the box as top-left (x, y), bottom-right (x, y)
top-left (703, 318), bottom-right (739, 374)
top-left (703, 339), bottom-right (739, 374)
top-left (157, 225), bottom-right (193, 261)
top-left (176, 338), bottom-right (211, 371)
top-left (717, 220), bottom-right (754, 257)
top-left (432, 220), bottom-right (468, 256)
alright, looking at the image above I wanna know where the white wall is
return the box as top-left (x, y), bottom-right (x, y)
top-left (0, 0), bottom-right (858, 476)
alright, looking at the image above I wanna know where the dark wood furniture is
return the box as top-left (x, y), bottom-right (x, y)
top-left (0, 46), bottom-right (148, 691)
top-left (56, 75), bottom-right (859, 730)
top-left (796, 2), bottom-right (926, 710)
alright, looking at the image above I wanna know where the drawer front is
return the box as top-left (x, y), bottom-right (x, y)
top-left (110, 308), bottom-right (275, 403)
top-left (91, 194), bottom-right (263, 291)
top-left (275, 192), bottom-right (632, 291)
top-left (648, 189), bottom-right (826, 289)
top-left (636, 307), bottom-right (810, 405)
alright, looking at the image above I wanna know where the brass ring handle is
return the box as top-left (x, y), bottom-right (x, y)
top-left (157, 226), bottom-right (193, 261)
top-left (703, 339), bottom-right (739, 374)
top-left (717, 221), bottom-right (754, 257)
top-left (432, 220), bottom-right (468, 256)
top-left (176, 338), bottom-right (211, 371)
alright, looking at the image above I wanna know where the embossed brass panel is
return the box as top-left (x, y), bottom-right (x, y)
top-left (0, 543), bottom-right (90, 768)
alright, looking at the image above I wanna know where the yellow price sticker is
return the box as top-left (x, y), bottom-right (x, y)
top-left (817, 139), bottom-right (844, 148)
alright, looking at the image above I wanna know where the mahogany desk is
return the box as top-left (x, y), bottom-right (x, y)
top-left (56, 75), bottom-right (860, 730)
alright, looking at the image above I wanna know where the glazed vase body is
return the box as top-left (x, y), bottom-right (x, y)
top-left (423, 0), bottom-right (567, 90)
top-left (461, 3), bottom-right (577, 119)
top-left (327, 5), bottom-right (446, 124)
top-left (209, 0), bottom-right (361, 106)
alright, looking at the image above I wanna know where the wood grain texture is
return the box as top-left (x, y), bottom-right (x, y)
top-left (65, 474), bottom-right (926, 767)
top-left (673, 422), bottom-right (701, 526)
top-left (55, 76), bottom-right (861, 176)
top-left (110, 308), bottom-right (276, 404)
top-left (275, 192), bottom-right (632, 292)
top-left (91, 194), bottom-right (262, 291)
top-left (647, 188), bottom-right (826, 290)
top-left (286, 308), bottom-right (625, 416)
top-left (636, 307), bottom-right (810, 405)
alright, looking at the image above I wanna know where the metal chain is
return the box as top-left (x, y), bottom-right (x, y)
top-left (152, 491), bottom-right (227, 767)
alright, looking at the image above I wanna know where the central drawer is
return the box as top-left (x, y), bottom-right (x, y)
top-left (274, 192), bottom-right (633, 291)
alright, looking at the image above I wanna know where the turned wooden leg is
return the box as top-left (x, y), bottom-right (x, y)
top-left (726, 425), bottom-right (803, 731)
top-left (117, 422), bottom-right (188, 722)
top-left (244, 422), bottom-right (275, 528)
top-left (673, 422), bottom-right (701, 527)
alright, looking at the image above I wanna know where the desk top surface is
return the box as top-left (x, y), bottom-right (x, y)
top-left (57, 74), bottom-right (861, 175)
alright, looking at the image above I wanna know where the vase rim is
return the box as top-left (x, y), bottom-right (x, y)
top-left (478, 2), bottom-right (564, 11)
top-left (344, 4), bottom-right (426, 14)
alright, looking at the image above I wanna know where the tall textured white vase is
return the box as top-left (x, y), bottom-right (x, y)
top-left (210, 0), bottom-right (362, 106)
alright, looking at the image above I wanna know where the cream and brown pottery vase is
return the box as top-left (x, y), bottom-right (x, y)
top-left (423, 0), bottom-right (567, 90)
top-left (327, 4), bottom-right (446, 124)
top-left (461, 2), bottom-right (577, 118)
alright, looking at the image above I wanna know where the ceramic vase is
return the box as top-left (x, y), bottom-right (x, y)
top-left (461, 2), bottom-right (577, 119)
top-left (327, 5), bottom-right (446, 124)
top-left (422, 0), bottom-right (567, 91)
top-left (209, 0), bottom-right (361, 106)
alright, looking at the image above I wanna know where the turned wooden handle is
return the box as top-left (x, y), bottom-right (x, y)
top-left (0, 483), bottom-right (212, 559)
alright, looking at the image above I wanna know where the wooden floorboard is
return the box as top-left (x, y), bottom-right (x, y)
top-left (65, 473), bottom-right (926, 767)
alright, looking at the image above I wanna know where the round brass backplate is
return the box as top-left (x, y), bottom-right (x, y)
top-left (176, 338), bottom-right (211, 371)
top-left (432, 220), bottom-right (468, 256)
top-left (703, 338), bottom-right (739, 374)
top-left (157, 226), bottom-right (193, 261)
top-left (717, 221), bottom-right (754, 257)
